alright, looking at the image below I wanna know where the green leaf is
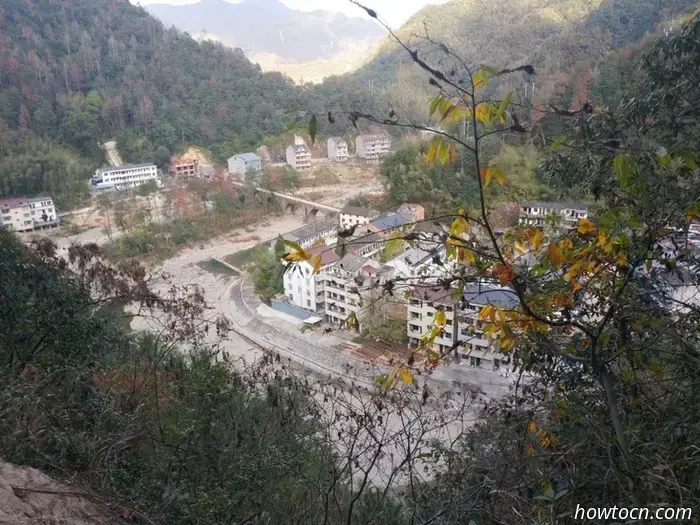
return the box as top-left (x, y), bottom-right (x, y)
top-left (496, 91), bottom-right (513, 121)
top-left (548, 134), bottom-right (568, 153)
top-left (308, 114), bottom-right (318, 145)
top-left (438, 140), bottom-right (449, 164)
top-left (429, 95), bottom-right (443, 117)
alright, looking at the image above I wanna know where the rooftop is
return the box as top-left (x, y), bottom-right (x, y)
top-left (336, 254), bottom-right (371, 274)
top-left (341, 205), bottom-right (379, 217)
top-left (232, 152), bottom-right (261, 162)
top-left (290, 144), bottom-right (310, 153)
top-left (329, 137), bottom-right (347, 145)
top-left (284, 219), bottom-right (337, 243)
top-left (521, 202), bottom-right (588, 211)
top-left (370, 212), bottom-right (414, 231)
top-left (307, 245), bottom-right (341, 266)
top-left (347, 232), bottom-right (382, 253)
top-left (99, 163), bottom-right (156, 173)
top-left (410, 284), bottom-right (518, 309)
top-left (0, 196), bottom-right (52, 208)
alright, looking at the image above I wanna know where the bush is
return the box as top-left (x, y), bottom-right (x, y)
top-left (117, 228), bottom-right (157, 256)
top-left (170, 219), bottom-right (201, 245)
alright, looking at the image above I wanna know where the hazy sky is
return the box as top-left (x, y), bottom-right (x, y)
top-left (132, 0), bottom-right (448, 28)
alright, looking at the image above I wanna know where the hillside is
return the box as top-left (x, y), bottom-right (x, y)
top-left (145, 0), bottom-right (383, 81)
top-left (0, 0), bottom-right (369, 206)
top-left (354, 0), bottom-right (699, 115)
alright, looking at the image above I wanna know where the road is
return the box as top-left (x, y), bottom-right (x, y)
top-left (220, 276), bottom-right (515, 398)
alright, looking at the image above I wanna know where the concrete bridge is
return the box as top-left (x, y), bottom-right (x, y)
top-left (231, 182), bottom-right (340, 220)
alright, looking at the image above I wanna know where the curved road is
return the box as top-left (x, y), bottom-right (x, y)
top-left (220, 277), bottom-right (514, 397)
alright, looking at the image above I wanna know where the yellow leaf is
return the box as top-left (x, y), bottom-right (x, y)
top-left (526, 445), bottom-right (535, 456)
top-left (310, 254), bottom-right (323, 274)
top-left (435, 310), bottom-right (447, 326)
top-left (530, 229), bottom-right (544, 251)
top-left (473, 65), bottom-right (497, 90)
top-left (478, 305), bottom-right (495, 322)
top-left (449, 215), bottom-right (470, 237)
top-left (577, 218), bottom-right (596, 236)
top-left (400, 367), bottom-right (414, 385)
top-left (616, 251), bottom-right (628, 268)
top-left (480, 168), bottom-right (492, 187)
top-left (547, 243), bottom-right (565, 269)
top-left (528, 420), bottom-right (537, 433)
top-left (494, 167), bottom-right (506, 186)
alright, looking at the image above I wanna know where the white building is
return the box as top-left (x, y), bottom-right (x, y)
top-left (286, 144), bottom-right (312, 171)
top-left (283, 245), bottom-right (340, 312)
top-left (327, 137), bottom-right (348, 162)
top-left (228, 152), bottom-right (262, 175)
top-left (519, 202), bottom-right (588, 229)
top-left (406, 284), bottom-right (518, 370)
top-left (339, 206), bottom-right (380, 230)
top-left (281, 219), bottom-right (338, 251)
top-left (356, 133), bottom-right (391, 161)
top-left (0, 196), bottom-right (59, 233)
top-left (324, 254), bottom-right (382, 325)
top-left (91, 164), bottom-right (159, 191)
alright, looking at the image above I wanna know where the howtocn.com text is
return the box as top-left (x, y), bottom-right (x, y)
top-left (575, 504), bottom-right (692, 521)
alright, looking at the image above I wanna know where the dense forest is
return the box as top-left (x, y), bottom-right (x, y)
top-left (0, 0), bottom-right (373, 206)
top-left (355, 0), bottom-right (699, 118)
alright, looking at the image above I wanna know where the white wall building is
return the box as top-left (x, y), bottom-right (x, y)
top-left (324, 254), bottom-right (382, 325)
top-left (356, 133), bottom-right (391, 161)
top-left (327, 137), bottom-right (348, 161)
top-left (339, 206), bottom-right (380, 230)
top-left (283, 245), bottom-right (340, 312)
top-left (0, 196), bottom-right (59, 233)
top-left (519, 202), bottom-right (588, 229)
top-left (286, 144), bottom-right (312, 171)
top-left (228, 152), bottom-right (262, 175)
top-left (91, 164), bottom-right (159, 191)
top-left (281, 219), bottom-right (338, 251)
top-left (406, 284), bottom-right (518, 370)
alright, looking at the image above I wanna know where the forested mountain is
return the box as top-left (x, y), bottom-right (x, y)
top-left (0, 0), bottom-right (370, 206)
top-left (355, 0), bottom-right (699, 116)
top-left (145, 0), bottom-right (383, 63)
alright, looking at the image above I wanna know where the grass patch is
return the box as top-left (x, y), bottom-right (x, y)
top-left (224, 245), bottom-right (265, 269)
top-left (196, 258), bottom-right (238, 276)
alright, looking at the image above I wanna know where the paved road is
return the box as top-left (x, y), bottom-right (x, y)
top-left (220, 277), bottom-right (514, 397)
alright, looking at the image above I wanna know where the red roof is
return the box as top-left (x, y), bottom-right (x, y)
top-left (0, 197), bottom-right (29, 208)
top-left (308, 245), bottom-right (340, 266)
top-left (361, 264), bottom-right (377, 274)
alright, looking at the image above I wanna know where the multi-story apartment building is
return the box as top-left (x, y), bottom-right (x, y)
top-left (323, 254), bottom-right (382, 325)
top-left (519, 202), bottom-right (588, 229)
top-left (406, 284), bottom-right (518, 370)
top-left (91, 164), bottom-right (159, 191)
top-left (280, 219), bottom-right (338, 251)
top-left (286, 144), bottom-right (312, 171)
top-left (345, 232), bottom-right (383, 258)
top-left (356, 133), bottom-right (391, 161)
top-left (283, 245), bottom-right (340, 312)
top-left (339, 205), bottom-right (380, 230)
top-left (0, 196), bottom-right (59, 233)
top-left (327, 137), bottom-right (349, 161)
top-left (168, 158), bottom-right (200, 178)
top-left (228, 152), bottom-right (262, 175)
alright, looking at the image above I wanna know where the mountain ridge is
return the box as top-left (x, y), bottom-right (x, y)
top-left (145, 0), bottom-right (384, 63)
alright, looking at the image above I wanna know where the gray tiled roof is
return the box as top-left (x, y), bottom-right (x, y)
top-left (233, 152), bottom-right (261, 162)
top-left (370, 212), bottom-right (413, 231)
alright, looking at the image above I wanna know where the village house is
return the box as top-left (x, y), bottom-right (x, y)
top-left (0, 196), bottom-right (59, 233)
top-left (228, 152), bottom-right (263, 175)
top-left (327, 137), bottom-right (349, 162)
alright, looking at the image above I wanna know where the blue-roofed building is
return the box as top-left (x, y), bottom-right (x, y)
top-left (228, 152), bottom-right (262, 175)
top-left (367, 211), bottom-right (414, 237)
top-left (407, 283), bottom-right (518, 370)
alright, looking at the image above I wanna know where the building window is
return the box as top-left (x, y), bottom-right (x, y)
top-left (307, 300), bottom-right (311, 307)
top-left (493, 359), bottom-right (500, 370)
top-left (470, 357), bottom-right (482, 368)
top-left (409, 324), bottom-right (421, 333)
